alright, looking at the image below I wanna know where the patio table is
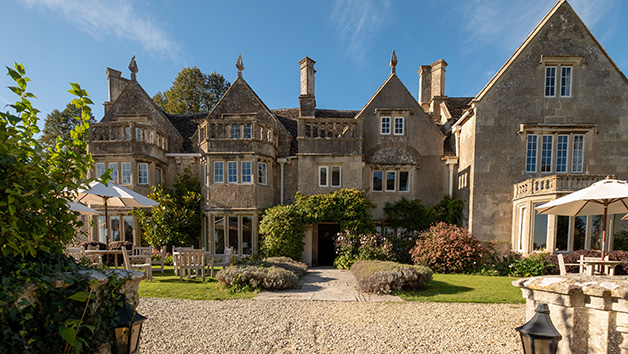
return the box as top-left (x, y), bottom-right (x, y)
top-left (85, 249), bottom-right (126, 268)
top-left (581, 259), bottom-right (622, 276)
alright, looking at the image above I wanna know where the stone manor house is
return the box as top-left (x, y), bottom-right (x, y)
top-left (85, 0), bottom-right (628, 265)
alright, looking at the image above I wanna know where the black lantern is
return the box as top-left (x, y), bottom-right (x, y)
top-left (112, 301), bottom-right (147, 354)
top-left (515, 303), bottom-right (562, 354)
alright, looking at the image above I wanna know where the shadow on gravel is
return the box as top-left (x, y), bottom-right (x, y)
top-left (406, 280), bottom-right (472, 298)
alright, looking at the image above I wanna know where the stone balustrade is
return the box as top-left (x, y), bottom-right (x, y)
top-left (514, 275), bottom-right (628, 354)
top-left (513, 174), bottom-right (611, 200)
top-left (90, 122), bottom-right (167, 150)
top-left (297, 118), bottom-right (358, 139)
top-left (199, 121), bottom-right (277, 148)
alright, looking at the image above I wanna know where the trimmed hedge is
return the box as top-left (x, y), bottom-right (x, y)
top-left (351, 260), bottom-right (433, 294)
top-left (217, 257), bottom-right (308, 291)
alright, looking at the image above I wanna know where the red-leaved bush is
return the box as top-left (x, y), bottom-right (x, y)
top-left (410, 222), bottom-right (487, 273)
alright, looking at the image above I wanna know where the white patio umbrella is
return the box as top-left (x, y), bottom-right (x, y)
top-left (75, 181), bottom-right (158, 244)
top-left (535, 178), bottom-right (628, 259)
top-left (67, 201), bottom-right (100, 215)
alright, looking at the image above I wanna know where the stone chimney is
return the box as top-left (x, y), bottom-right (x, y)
top-left (104, 68), bottom-right (123, 115)
top-left (418, 59), bottom-right (448, 123)
top-left (299, 57), bottom-right (316, 117)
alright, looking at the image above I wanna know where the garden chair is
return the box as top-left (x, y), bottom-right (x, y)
top-left (131, 246), bottom-right (153, 264)
top-left (85, 245), bottom-right (103, 265)
top-left (557, 254), bottom-right (581, 275)
top-left (209, 247), bottom-right (234, 277)
top-left (151, 245), bottom-right (167, 273)
top-left (177, 248), bottom-right (206, 282)
top-left (172, 246), bottom-right (194, 276)
top-left (121, 246), bottom-right (152, 281)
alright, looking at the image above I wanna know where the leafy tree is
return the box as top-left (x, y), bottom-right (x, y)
top-left (0, 63), bottom-right (96, 257)
top-left (133, 166), bottom-right (202, 249)
top-left (38, 102), bottom-right (95, 148)
top-left (152, 67), bottom-right (230, 114)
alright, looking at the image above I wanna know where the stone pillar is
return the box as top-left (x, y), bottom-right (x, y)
top-left (513, 275), bottom-right (628, 353)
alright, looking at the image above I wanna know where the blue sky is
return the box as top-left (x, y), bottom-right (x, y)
top-left (1, 0), bottom-right (627, 131)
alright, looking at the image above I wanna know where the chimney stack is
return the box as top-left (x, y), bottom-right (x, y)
top-left (418, 59), bottom-right (448, 123)
top-left (418, 65), bottom-right (432, 111)
top-left (299, 57), bottom-right (316, 117)
top-left (104, 68), bottom-right (123, 115)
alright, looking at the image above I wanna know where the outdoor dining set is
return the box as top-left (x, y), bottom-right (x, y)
top-left (64, 244), bottom-right (234, 282)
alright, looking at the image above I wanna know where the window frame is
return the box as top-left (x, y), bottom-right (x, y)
top-left (135, 127), bottom-right (143, 141)
top-left (121, 162), bottom-right (131, 185)
top-left (138, 162), bottom-right (149, 185)
top-left (258, 162), bottom-right (267, 185)
top-left (393, 117), bottom-right (404, 135)
top-left (331, 166), bottom-right (341, 188)
top-left (540, 135), bottom-right (554, 173)
top-left (556, 134), bottom-right (569, 173)
top-left (380, 116), bottom-right (391, 135)
top-left (572, 134), bottom-right (585, 173)
top-left (214, 161), bottom-right (224, 184)
top-left (545, 66), bottom-right (556, 97)
top-left (108, 162), bottom-right (118, 184)
top-left (560, 66), bottom-right (572, 97)
top-left (385, 171), bottom-right (396, 192)
top-left (96, 163), bottom-right (106, 178)
top-left (227, 161), bottom-right (238, 184)
top-left (319, 166), bottom-right (328, 187)
top-left (372, 170), bottom-right (383, 192)
top-left (399, 171), bottom-right (410, 192)
top-left (241, 161), bottom-right (252, 184)
top-left (525, 134), bottom-right (538, 173)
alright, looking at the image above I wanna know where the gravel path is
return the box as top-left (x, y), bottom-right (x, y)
top-left (137, 298), bottom-right (525, 354)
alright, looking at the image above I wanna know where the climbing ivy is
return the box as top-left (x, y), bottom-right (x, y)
top-left (260, 189), bottom-right (375, 260)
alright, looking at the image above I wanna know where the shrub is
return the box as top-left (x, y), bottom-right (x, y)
top-left (334, 231), bottom-right (394, 269)
top-left (410, 222), bottom-right (487, 273)
top-left (475, 251), bottom-right (523, 276)
top-left (509, 253), bottom-right (554, 277)
top-left (613, 231), bottom-right (628, 251)
top-left (608, 250), bottom-right (628, 275)
top-left (351, 260), bottom-right (433, 294)
top-left (259, 204), bottom-right (305, 260)
top-left (216, 257), bottom-right (308, 292)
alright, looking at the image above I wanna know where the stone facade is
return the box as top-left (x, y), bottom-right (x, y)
top-left (86, 0), bottom-right (628, 263)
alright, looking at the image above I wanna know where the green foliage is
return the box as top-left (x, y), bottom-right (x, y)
top-left (0, 253), bottom-right (126, 354)
top-left (350, 260), bottom-right (433, 294)
top-left (152, 67), bottom-right (230, 114)
top-left (133, 166), bottom-right (202, 248)
top-left (38, 103), bottom-right (95, 148)
top-left (259, 189), bottom-right (375, 261)
top-left (383, 196), bottom-right (464, 263)
top-left (614, 230), bottom-right (628, 251)
top-left (410, 222), bottom-right (488, 273)
top-left (0, 63), bottom-right (96, 258)
top-left (216, 258), bottom-right (307, 292)
top-left (333, 231), bottom-right (394, 269)
top-left (507, 254), bottom-right (554, 277)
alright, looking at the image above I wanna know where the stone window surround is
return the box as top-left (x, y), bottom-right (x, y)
top-left (210, 213), bottom-right (254, 256)
top-left (211, 158), bottom-right (263, 185)
top-left (375, 108), bottom-right (411, 137)
top-left (258, 161), bottom-right (268, 185)
top-left (371, 167), bottom-right (411, 193)
top-left (539, 55), bottom-right (585, 98)
top-left (137, 162), bottom-right (149, 185)
top-left (318, 165), bottom-right (341, 188)
top-left (520, 124), bottom-right (596, 175)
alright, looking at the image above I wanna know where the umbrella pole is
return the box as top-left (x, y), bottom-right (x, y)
top-left (602, 206), bottom-right (608, 260)
top-left (105, 198), bottom-right (110, 246)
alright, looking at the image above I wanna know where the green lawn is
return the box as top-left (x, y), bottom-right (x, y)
top-left (399, 273), bottom-right (525, 304)
top-left (138, 266), bottom-right (256, 300)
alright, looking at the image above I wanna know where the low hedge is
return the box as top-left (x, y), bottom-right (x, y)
top-left (351, 260), bottom-right (433, 294)
top-left (217, 257), bottom-right (308, 292)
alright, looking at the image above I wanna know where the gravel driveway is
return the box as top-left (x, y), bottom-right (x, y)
top-left (137, 298), bottom-right (525, 354)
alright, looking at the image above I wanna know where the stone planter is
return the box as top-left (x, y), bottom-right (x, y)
top-left (513, 275), bottom-right (628, 354)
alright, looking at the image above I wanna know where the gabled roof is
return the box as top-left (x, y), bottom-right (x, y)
top-left (473, 0), bottom-right (628, 102)
top-left (166, 112), bottom-right (207, 153)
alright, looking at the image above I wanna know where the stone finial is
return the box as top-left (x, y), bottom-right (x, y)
top-left (390, 50), bottom-right (398, 75)
top-left (129, 56), bottom-right (138, 81)
top-left (236, 54), bottom-right (244, 78)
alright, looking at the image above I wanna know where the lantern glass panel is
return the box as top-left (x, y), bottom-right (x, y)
top-left (521, 335), bottom-right (532, 354)
top-left (534, 338), bottom-right (550, 353)
top-left (130, 323), bottom-right (142, 353)
top-left (114, 327), bottom-right (129, 354)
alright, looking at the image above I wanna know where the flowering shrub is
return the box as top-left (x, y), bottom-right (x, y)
top-left (410, 222), bottom-right (487, 273)
top-left (351, 260), bottom-right (432, 294)
top-left (334, 231), bottom-right (394, 269)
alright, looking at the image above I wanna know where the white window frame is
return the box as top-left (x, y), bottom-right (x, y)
top-left (372, 170), bottom-right (383, 192)
top-left (96, 163), bottom-right (105, 178)
top-left (258, 162), bottom-right (267, 185)
top-left (385, 171), bottom-right (396, 192)
top-left (556, 135), bottom-right (569, 173)
top-left (540, 135), bottom-right (553, 173)
top-left (545, 66), bottom-right (556, 97)
top-left (138, 162), bottom-right (149, 185)
top-left (136, 127), bottom-right (143, 141)
top-left (108, 162), bottom-right (118, 184)
top-left (380, 116), bottom-right (391, 135)
top-left (227, 161), bottom-right (238, 184)
top-left (241, 161), bottom-right (252, 184)
top-left (572, 134), bottom-right (584, 173)
top-left (526, 134), bottom-right (538, 173)
top-left (319, 166), bottom-right (328, 187)
top-left (232, 124), bottom-right (239, 139)
top-left (393, 117), bottom-right (404, 135)
top-left (331, 166), bottom-right (341, 188)
top-left (214, 161), bottom-right (224, 184)
top-left (121, 162), bottom-right (131, 185)
top-left (560, 66), bottom-right (572, 97)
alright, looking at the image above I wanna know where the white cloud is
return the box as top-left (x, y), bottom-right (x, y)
top-left (331, 0), bottom-right (391, 63)
top-left (20, 0), bottom-right (180, 59)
